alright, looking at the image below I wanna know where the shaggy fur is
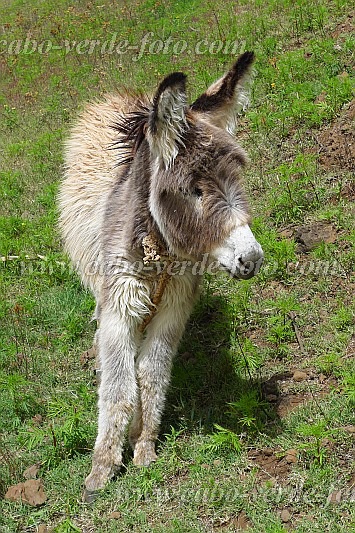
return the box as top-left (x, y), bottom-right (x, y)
top-left (58, 52), bottom-right (263, 498)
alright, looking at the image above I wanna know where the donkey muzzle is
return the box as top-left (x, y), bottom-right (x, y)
top-left (212, 224), bottom-right (264, 280)
top-left (233, 243), bottom-right (264, 279)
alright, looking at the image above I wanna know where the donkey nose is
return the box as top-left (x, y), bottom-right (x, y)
top-left (236, 244), bottom-right (264, 279)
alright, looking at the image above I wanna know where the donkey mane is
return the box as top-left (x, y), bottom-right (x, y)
top-left (111, 97), bottom-right (150, 166)
top-left (112, 72), bottom-right (191, 169)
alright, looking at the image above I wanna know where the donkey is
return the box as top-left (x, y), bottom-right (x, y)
top-left (58, 51), bottom-right (263, 501)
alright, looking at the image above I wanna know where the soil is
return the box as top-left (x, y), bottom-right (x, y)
top-left (331, 11), bottom-right (355, 40)
top-left (231, 511), bottom-right (251, 530)
top-left (214, 511), bottom-right (251, 531)
top-left (247, 447), bottom-right (294, 483)
top-left (278, 221), bottom-right (339, 252)
top-left (293, 222), bottom-right (337, 252)
top-left (262, 370), bottom-right (337, 418)
top-left (345, 335), bottom-right (355, 359)
top-left (316, 98), bottom-right (355, 173)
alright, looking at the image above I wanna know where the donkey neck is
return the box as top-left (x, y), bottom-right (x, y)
top-left (103, 142), bottom-right (169, 266)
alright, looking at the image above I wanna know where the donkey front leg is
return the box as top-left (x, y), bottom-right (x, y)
top-left (130, 333), bottom-right (175, 467)
top-left (130, 290), bottom-right (197, 467)
top-left (84, 309), bottom-right (140, 498)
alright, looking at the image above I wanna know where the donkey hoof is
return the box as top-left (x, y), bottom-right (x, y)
top-left (94, 368), bottom-right (102, 386)
top-left (82, 488), bottom-right (99, 504)
top-left (133, 441), bottom-right (158, 467)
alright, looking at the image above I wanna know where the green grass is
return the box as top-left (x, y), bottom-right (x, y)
top-left (1, 0), bottom-right (354, 531)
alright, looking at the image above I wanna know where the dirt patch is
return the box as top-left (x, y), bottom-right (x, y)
top-left (80, 347), bottom-right (96, 368)
top-left (345, 335), bottom-right (355, 359)
top-left (279, 508), bottom-right (292, 524)
top-left (276, 393), bottom-right (313, 418)
top-left (340, 181), bottom-right (355, 201)
top-left (232, 511), bottom-right (251, 530)
top-left (316, 99), bottom-right (355, 172)
top-left (262, 371), bottom-right (337, 418)
top-left (247, 447), bottom-right (295, 483)
top-left (213, 511), bottom-right (252, 531)
top-left (331, 11), bottom-right (355, 39)
top-left (346, 472), bottom-right (355, 491)
top-left (278, 222), bottom-right (338, 252)
top-left (294, 222), bottom-right (337, 252)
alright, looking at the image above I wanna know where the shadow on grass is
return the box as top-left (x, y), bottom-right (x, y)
top-left (161, 292), bottom-right (284, 440)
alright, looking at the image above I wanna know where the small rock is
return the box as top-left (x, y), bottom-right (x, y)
top-left (108, 511), bottom-right (121, 519)
top-left (280, 509), bottom-right (291, 522)
top-left (23, 463), bottom-right (41, 480)
top-left (5, 479), bottom-right (47, 506)
top-left (285, 449), bottom-right (298, 464)
top-left (293, 370), bottom-right (308, 382)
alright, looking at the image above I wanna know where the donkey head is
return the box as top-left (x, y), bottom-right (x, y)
top-left (122, 52), bottom-right (263, 279)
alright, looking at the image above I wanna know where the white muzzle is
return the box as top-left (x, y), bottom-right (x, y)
top-left (211, 224), bottom-right (264, 279)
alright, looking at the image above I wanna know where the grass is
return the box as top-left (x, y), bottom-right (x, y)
top-left (1, 0), bottom-right (354, 531)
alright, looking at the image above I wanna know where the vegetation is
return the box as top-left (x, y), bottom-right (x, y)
top-left (0, 0), bottom-right (354, 531)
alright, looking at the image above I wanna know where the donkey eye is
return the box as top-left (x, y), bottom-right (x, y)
top-left (193, 187), bottom-right (203, 198)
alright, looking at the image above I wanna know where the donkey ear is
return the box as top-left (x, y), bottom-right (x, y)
top-left (190, 51), bottom-right (255, 133)
top-left (147, 72), bottom-right (188, 169)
